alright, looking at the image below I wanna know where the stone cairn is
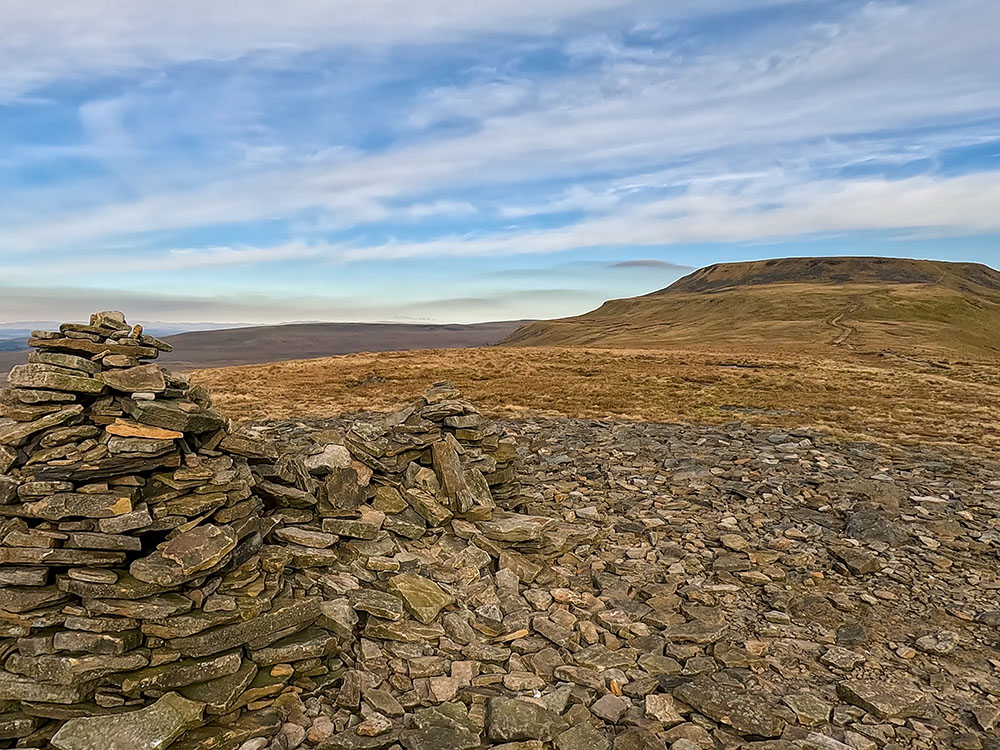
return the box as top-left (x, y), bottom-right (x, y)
top-left (0, 312), bottom-right (573, 750)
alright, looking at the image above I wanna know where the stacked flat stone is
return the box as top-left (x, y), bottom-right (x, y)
top-left (0, 313), bottom-right (338, 748)
top-left (346, 381), bottom-right (520, 506)
top-left (221, 388), bottom-right (612, 749)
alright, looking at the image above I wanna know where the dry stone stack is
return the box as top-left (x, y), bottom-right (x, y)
top-left (1, 312), bottom-right (584, 750)
top-left (0, 312), bottom-right (328, 748)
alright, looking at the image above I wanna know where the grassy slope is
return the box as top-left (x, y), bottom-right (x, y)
top-left (504, 258), bottom-right (1000, 358)
top-left (191, 345), bottom-right (1000, 454)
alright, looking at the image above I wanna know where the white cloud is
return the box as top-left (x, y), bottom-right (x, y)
top-left (0, 0), bottom-right (794, 100)
top-left (15, 170), bottom-right (999, 278)
top-left (2, 0), bottom-right (997, 261)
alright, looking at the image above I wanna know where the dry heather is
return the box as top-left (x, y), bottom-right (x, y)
top-left (190, 345), bottom-right (1000, 453)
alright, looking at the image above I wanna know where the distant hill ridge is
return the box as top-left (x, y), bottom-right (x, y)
top-left (0, 320), bottom-right (526, 378)
top-left (660, 256), bottom-right (1000, 293)
top-left (504, 256), bottom-right (1000, 358)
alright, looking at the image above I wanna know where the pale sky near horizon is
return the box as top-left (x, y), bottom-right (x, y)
top-left (1, 1), bottom-right (999, 325)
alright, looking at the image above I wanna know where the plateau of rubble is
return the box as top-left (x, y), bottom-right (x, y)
top-left (1, 312), bottom-right (998, 750)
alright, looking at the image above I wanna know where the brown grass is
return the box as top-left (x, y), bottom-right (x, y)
top-left (190, 346), bottom-right (1000, 454)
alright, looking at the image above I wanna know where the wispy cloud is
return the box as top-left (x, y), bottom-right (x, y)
top-left (1, 0), bottom-right (999, 322)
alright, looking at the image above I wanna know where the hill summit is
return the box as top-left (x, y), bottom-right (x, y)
top-left (504, 256), bottom-right (1000, 357)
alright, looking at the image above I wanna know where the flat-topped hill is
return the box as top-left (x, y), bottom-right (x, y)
top-left (503, 257), bottom-right (1000, 358)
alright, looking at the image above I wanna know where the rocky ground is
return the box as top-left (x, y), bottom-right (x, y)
top-left (235, 414), bottom-right (1000, 750)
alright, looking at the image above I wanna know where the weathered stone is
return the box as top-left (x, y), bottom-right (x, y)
top-left (170, 597), bottom-right (320, 657)
top-left (8, 364), bottom-right (104, 395)
top-left (402, 487), bottom-right (452, 526)
top-left (0, 566), bottom-right (48, 586)
top-left (478, 513), bottom-right (552, 542)
top-left (122, 397), bottom-right (225, 434)
top-left (387, 572), bottom-right (455, 624)
top-left (53, 628), bottom-right (143, 655)
top-left (645, 693), bottom-right (684, 726)
top-left (662, 621), bottom-right (727, 644)
top-left (28, 350), bottom-right (102, 374)
top-left (51, 692), bottom-right (204, 750)
top-left (249, 627), bottom-right (337, 666)
top-left (318, 727), bottom-right (402, 749)
top-left (674, 676), bottom-right (785, 738)
top-left (121, 651), bottom-right (242, 695)
top-left (555, 723), bottom-right (610, 750)
top-left (7, 650), bottom-right (149, 686)
top-left (401, 703), bottom-right (480, 750)
top-left (305, 443), bottom-right (352, 474)
top-left (0, 670), bottom-right (91, 704)
top-left (255, 479), bottom-right (316, 508)
top-left (349, 589), bottom-right (405, 621)
top-left (28, 336), bottom-right (158, 359)
top-left (830, 546), bottom-right (880, 575)
top-left (0, 712), bottom-right (37, 740)
top-left (591, 694), bottom-right (630, 723)
top-left (130, 523), bottom-right (238, 585)
top-left (322, 517), bottom-right (380, 539)
top-left (782, 694), bottom-right (833, 727)
top-left (274, 525), bottom-right (338, 548)
top-left (0, 584), bottom-right (68, 613)
top-left (0, 547), bottom-right (125, 566)
top-left (217, 433), bottom-right (279, 460)
top-left (432, 440), bottom-right (474, 513)
top-left (87, 593), bottom-right (194, 620)
top-left (21, 490), bottom-right (133, 520)
top-left (487, 698), bottom-right (568, 742)
top-left (64, 531), bottom-right (143, 551)
top-left (105, 419), bottom-right (183, 440)
top-left (318, 598), bottom-right (359, 638)
top-left (0, 404), bottom-right (84, 446)
top-left (100, 364), bottom-right (166, 393)
top-left (0, 444), bottom-right (16, 472)
top-left (836, 679), bottom-right (929, 719)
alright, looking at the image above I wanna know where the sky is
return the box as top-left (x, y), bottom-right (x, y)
top-left (1, 0), bottom-right (999, 325)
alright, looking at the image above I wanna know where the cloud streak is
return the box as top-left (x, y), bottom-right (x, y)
top-left (1, 0), bottom-right (999, 322)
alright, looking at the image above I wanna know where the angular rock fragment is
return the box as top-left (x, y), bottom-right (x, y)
top-left (836, 679), bottom-right (929, 719)
top-left (50, 692), bottom-right (204, 750)
top-left (387, 573), bottom-right (455, 624)
top-left (487, 697), bottom-right (567, 742)
top-left (130, 523), bottom-right (238, 585)
top-left (674, 676), bottom-right (785, 738)
top-left (100, 364), bottom-right (167, 394)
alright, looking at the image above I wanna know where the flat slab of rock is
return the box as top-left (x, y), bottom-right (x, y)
top-left (130, 523), bottom-right (237, 585)
top-left (28, 336), bottom-right (158, 359)
top-left (0, 547), bottom-right (125, 567)
top-left (50, 691), bottom-right (204, 750)
top-left (487, 697), bottom-right (568, 742)
top-left (387, 573), bottom-right (455, 624)
top-left (0, 670), bottom-right (90, 704)
top-left (477, 512), bottom-right (553, 542)
top-left (8, 365), bottom-right (104, 395)
top-left (674, 676), bottom-right (786, 738)
top-left (0, 404), bottom-right (83, 446)
top-left (170, 597), bottom-right (321, 657)
top-left (836, 679), bottom-right (930, 719)
top-left (122, 397), bottom-right (225, 434)
top-left (105, 419), bottom-right (183, 440)
top-left (100, 364), bottom-right (166, 394)
top-left (21, 490), bottom-right (133, 520)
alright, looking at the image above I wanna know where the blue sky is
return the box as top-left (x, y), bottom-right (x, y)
top-left (1, 0), bottom-right (999, 324)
